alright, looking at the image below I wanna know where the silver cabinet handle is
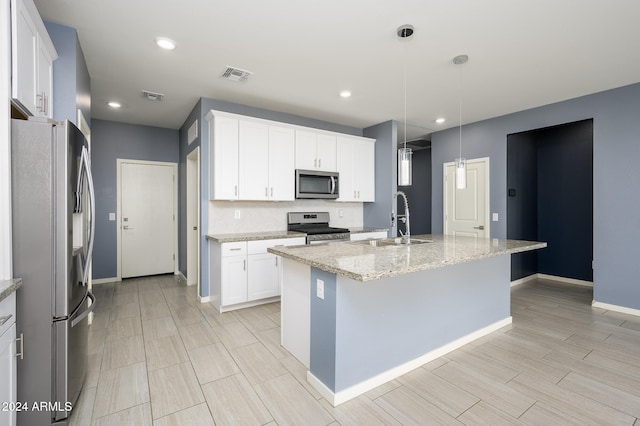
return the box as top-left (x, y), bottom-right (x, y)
top-left (314, 158), bottom-right (317, 168)
top-left (234, 185), bottom-right (238, 196)
top-left (0, 314), bottom-right (12, 326)
top-left (357, 190), bottom-right (360, 199)
top-left (243, 260), bottom-right (246, 271)
top-left (473, 225), bottom-right (485, 230)
top-left (318, 158), bottom-right (322, 168)
top-left (270, 187), bottom-right (273, 197)
top-left (16, 333), bottom-right (24, 360)
top-left (230, 247), bottom-right (241, 251)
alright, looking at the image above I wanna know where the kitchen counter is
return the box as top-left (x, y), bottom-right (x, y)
top-left (206, 230), bottom-right (306, 243)
top-left (348, 227), bottom-right (389, 234)
top-left (268, 234), bottom-right (546, 282)
top-left (274, 234), bottom-right (546, 406)
top-left (0, 278), bottom-right (22, 303)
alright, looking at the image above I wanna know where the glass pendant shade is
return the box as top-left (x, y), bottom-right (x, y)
top-left (398, 147), bottom-right (413, 186)
top-left (455, 157), bottom-right (467, 189)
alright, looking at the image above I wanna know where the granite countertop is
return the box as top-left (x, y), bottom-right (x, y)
top-left (0, 278), bottom-right (23, 303)
top-left (206, 231), bottom-right (307, 243)
top-left (267, 234), bottom-right (547, 282)
top-left (349, 227), bottom-right (389, 234)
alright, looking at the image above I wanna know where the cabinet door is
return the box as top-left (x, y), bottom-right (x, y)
top-left (268, 126), bottom-right (295, 201)
top-left (295, 130), bottom-right (317, 170)
top-left (0, 324), bottom-right (16, 426)
top-left (221, 256), bottom-right (247, 306)
top-left (11, 0), bottom-right (38, 116)
top-left (316, 133), bottom-right (337, 171)
top-left (336, 137), bottom-right (356, 202)
top-left (248, 253), bottom-right (279, 301)
top-left (356, 140), bottom-right (376, 202)
top-left (36, 36), bottom-right (54, 117)
top-left (239, 120), bottom-right (269, 200)
top-left (211, 116), bottom-right (239, 200)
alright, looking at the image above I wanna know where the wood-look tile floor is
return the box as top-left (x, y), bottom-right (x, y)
top-left (72, 275), bottom-right (640, 425)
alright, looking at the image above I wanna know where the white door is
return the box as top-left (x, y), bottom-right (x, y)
top-left (121, 161), bottom-right (176, 278)
top-left (444, 158), bottom-right (489, 238)
top-left (221, 256), bottom-right (247, 306)
top-left (187, 148), bottom-right (200, 288)
top-left (248, 253), bottom-right (279, 301)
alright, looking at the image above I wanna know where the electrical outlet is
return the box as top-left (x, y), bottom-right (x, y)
top-left (109, 212), bottom-right (116, 221)
top-left (338, 209), bottom-right (344, 218)
top-left (492, 213), bottom-right (499, 222)
top-left (316, 279), bottom-right (324, 300)
top-left (234, 210), bottom-right (241, 219)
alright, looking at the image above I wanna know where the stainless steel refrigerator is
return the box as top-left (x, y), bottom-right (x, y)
top-left (11, 118), bottom-right (96, 425)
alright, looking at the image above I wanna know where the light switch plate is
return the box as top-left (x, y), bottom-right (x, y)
top-left (316, 279), bottom-right (324, 300)
top-left (109, 212), bottom-right (116, 221)
top-left (492, 213), bottom-right (499, 222)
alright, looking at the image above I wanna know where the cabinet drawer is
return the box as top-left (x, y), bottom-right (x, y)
top-left (221, 241), bottom-right (247, 257)
top-left (0, 292), bottom-right (16, 337)
top-left (248, 237), bottom-right (306, 254)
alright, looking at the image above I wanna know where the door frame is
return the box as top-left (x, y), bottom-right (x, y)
top-left (116, 159), bottom-right (178, 280)
top-left (443, 157), bottom-right (491, 236)
top-left (186, 147), bottom-right (200, 292)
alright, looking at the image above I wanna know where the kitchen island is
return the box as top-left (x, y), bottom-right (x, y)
top-left (268, 235), bottom-right (546, 406)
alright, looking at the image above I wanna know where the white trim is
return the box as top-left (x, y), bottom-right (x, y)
top-left (309, 316), bottom-right (512, 406)
top-left (0, 1), bottom-right (12, 280)
top-left (443, 157), bottom-right (491, 237)
top-left (116, 159), bottom-right (179, 280)
top-left (176, 270), bottom-right (187, 281)
top-left (510, 274), bottom-right (538, 287)
top-left (537, 273), bottom-right (593, 287)
top-left (220, 296), bottom-right (281, 313)
top-left (198, 295), bottom-right (211, 304)
top-left (92, 277), bottom-right (121, 285)
top-left (187, 147), bottom-right (201, 292)
top-left (592, 301), bottom-right (640, 318)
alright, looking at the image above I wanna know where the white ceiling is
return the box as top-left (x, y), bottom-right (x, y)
top-left (34, 0), bottom-right (640, 141)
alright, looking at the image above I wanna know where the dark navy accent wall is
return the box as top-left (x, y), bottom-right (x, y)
top-left (92, 119), bottom-right (179, 279)
top-left (44, 21), bottom-right (91, 128)
top-left (363, 121), bottom-right (397, 234)
top-left (508, 120), bottom-right (593, 282)
top-left (432, 83), bottom-right (640, 310)
top-left (401, 148), bottom-right (432, 235)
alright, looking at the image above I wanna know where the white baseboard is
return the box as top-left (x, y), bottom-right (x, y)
top-left (510, 274), bottom-right (538, 287)
top-left (175, 271), bottom-right (187, 282)
top-left (308, 316), bottom-right (513, 406)
top-left (592, 301), bottom-right (640, 317)
top-left (92, 277), bottom-right (121, 285)
top-left (537, 273), bottom-right (593, 287)
top-left (198, 295), bottom-right (211, 303)
top-left (510, 273), bottom-right (593, 288)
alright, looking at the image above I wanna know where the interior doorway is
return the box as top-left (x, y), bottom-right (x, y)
top-left (443, 157), bottom-right (490, 238)
top-left (117, 159), bottom-right (177, 279)
top-left (507, 119), bottom-right (593, 283)
top-left (186, 148), bottom-right (200, 292)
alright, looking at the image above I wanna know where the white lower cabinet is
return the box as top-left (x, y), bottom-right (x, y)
top-left (0, 293), bottom-right (17, 426)
top-left (212, 237), bottom-right (305, 311)
top-left (350, 231), bottom-right (388, 241)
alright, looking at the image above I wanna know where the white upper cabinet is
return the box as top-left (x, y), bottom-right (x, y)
top-left (11, 0), bottom-right (57, 117)
top-left (239, 120), bottom-right (270, 200)
top-left (295, 130), bottom-right (337, 172)
top-left (337, 136), bottom-right (376, 202)
top-left (268, 126), bottom-right (295, 201)
top-left (208, 113), bottom-right (239, 200)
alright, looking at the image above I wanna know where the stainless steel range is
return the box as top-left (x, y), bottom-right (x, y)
top-left (287, 212), bottom-right (350, 244)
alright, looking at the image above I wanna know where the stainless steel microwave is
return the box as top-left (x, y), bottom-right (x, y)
top-left (295, 169), bottom-right (339, 199)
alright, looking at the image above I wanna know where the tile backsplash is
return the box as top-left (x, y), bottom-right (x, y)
top-left (208, 200), bottom-right (363, 234)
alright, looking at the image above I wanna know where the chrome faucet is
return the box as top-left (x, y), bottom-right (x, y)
top-left (391, 191), bottom-right (411, 244)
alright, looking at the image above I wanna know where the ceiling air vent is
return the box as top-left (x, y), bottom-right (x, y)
top-left (220, 66), bottom-right (253, 83)
top-left (142, 90), bottom-right (165, 101)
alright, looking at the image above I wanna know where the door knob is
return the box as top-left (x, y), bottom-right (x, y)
top-left (193, 226), bottom-right (197, 230)
top-left (473, 225), bottom-right (485, 230)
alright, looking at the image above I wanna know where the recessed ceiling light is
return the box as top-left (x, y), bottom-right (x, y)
top-left (107, 101), bottom-right (121, 108)
top-left (435, 117), bottom-right (446, 124)
top-left (339, 90), bottom-right (352, 98)
top-left (155, 37), bottom-right (176, 50)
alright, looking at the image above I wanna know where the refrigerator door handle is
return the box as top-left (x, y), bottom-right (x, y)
top-left (79, 145), bottom-right (96, 286)
top-left (71, 292), bottom-right (96, 328)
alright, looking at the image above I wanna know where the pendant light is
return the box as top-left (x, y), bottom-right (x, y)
top-left (453, 54), bottom-right (468, 189)
top-left (397, 25), bottom-right (414, 186)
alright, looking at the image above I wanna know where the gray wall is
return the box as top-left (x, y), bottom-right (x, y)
top-left (180, 98), bottom-right (363, 297)
top-left (432, 82), bottom-right (640, 310)
top-left (44, 21), bottom-right (90, 128)
top-left (363, 120), bottom-right (397, 234)
top-left (401, 148), bottom-right (432, 235)
top-left (92, 119), bottom-right (179, 279)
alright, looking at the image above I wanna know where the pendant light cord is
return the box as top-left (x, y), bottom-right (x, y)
top-left (403, 41), bottom-right (407, 150)
top-left (458, 62), bottom-right (462, 159)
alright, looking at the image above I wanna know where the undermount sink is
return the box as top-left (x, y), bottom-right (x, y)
top-left (352, 238), bottom-right (433, 247)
